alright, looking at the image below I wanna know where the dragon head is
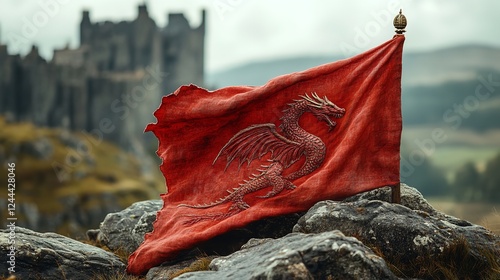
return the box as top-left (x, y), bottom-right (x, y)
top-left (301, 92), bottom-right (345, 131)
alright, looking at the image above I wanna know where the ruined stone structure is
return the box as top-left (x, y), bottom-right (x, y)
top-left (0, 4), bottom-right (205, 151)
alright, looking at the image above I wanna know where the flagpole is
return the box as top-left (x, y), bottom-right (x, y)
top-left (392, 9), bottom-right (406, 204)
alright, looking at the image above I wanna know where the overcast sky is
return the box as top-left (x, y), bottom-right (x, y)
top-left (1, 0), bottom-right (499, 72)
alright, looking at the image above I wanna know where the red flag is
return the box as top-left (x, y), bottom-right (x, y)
top-left (128, 35), bottom-right (404, 275)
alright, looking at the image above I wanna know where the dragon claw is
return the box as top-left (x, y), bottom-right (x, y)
top-left (230, 201), bottom-right (250, 211)
top-left (285, 181), bottom-right (296, 190)
top-left (256, 192), bottom-right (276, 199)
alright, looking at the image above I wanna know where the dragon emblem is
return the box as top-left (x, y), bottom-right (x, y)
top-left (179, 92), bottom-right (345, 223)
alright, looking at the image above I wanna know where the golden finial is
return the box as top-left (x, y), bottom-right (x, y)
top-left (393, 9), bottom-right (407, 34)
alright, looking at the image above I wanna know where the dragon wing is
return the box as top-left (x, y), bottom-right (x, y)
top-left (214, 123), bottom-right (304, 170)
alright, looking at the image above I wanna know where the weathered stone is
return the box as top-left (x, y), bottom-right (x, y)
top-left (0, 227), bottom-right (125, 280)
top-left (92, 198), bottom-right (304, 258)
top-left (146, 256), bottom-right (216, 280)
top-left (344, 183), bottom-right (476, 226)
top-left (89, 183), bottom-right (499, 278)
top-left (293, 198), bottom-right (500, 278)
top-left (146, 259), bottom-right (198, 280)
top-left (175, 231), bottom-right (398, 280)
top-left (343, 183), bottom-right (436, 214)
top-left (87, 199), bottom-right (163, 255)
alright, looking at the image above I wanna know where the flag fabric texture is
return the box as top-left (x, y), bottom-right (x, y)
top-left (128, 35), bottom-right (405, 275)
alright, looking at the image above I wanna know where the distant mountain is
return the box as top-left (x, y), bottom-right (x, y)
top-left (207, 56), bottom-right (341, 87)
top-left (402, 45), bottom-right (500, 86)
top-left (207, 56), bottom-right (334, 88)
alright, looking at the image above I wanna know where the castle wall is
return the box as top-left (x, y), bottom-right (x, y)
top-left (57, 65), bottom-right (88, 130)
top-left (0, 4), bottom-right (205, 152)
top-left (87, 76), bottom-right (128, 144)
top-left (86, 70), bottom-right (161, 149)
top-left (29, 63), bottom-right (58, 127)
top-left (132, 8), bottom-right (159, 71)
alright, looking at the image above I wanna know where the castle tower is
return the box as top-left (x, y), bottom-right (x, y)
top-left (132, 4), bottom-right (157, 70)
top-left (80, 10), bottom-right (92, 45)
top-left (138, 4), bottom-right (148, 18)
top-left (161, 9), bottom-right (206, 93)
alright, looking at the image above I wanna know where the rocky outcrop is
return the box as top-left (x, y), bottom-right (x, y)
top-left (155, 184), bottom-right (500, 279)
top-left (146, 257), bottom-right (216, 280)
top-left (293, 185), bottom-right (500, 279)
top-left (343, 182), bottom-right (437, 213)
top-left (0, 227), bottom-right (125, 280)
top-left (87, 199), bottom-right (163, 255)
top-left (3, 184), bottom-right (499, 279)
top-left (89, 199), bottom-right (304, 258)
top-left (175, 230), bottom-right (398, 280)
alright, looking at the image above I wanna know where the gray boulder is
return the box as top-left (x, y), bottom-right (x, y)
top-left (146, 256), bottom-right (216, 280)
top-left (87, 199), bottom-right (163, 255)
top-left (175, 230), bottom-right (398, 280)
top-left (293, 186), bottom-right (500, 279)
top-left (343, 183), bottom-right (437, 213)
top-left (91, 199), bottom-right (303, 258)
top-left (0, 227), bottom-right (125, 280)
top-left (89, 183), bottom-right (499, 279)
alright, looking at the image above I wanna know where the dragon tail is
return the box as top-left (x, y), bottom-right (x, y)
top-left (177, 163), bottom-right (272, 210)
top-left (180, 210), bottom-right (241, 225)
top-left (177, 187), bottom-right (240, 209)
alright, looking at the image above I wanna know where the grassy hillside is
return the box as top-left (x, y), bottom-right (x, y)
top-left (0, 117), bottom-right (164, 236)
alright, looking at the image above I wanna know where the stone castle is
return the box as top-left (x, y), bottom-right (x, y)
top-left (0, 4), bottom-right (205, 151)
